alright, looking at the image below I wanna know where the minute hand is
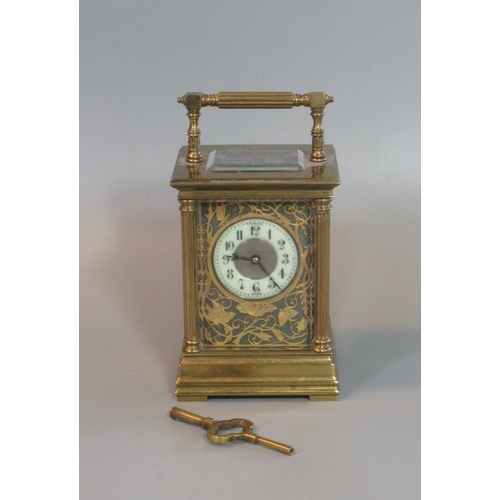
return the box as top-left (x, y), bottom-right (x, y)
top-left (257, 262), bottom-right (282, 291)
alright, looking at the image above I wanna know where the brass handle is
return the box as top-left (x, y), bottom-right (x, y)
top-left (211, 91), bottom-right (298, 108)
top-left (177, 91), bottom-right (334, 163)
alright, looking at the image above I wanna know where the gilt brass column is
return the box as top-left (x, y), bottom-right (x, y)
top-left (179, 199), bottom-right (200, 353)
top-left (308, 92), bottom-right (333, 163)
top-left (310, 107), bottom-right (327, 162)
top-left (177, 93), bottom-right (203, 163)
top-left (313, 197), bottom-right (333, 353)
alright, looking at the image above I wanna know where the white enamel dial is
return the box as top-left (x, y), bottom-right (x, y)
top-left (213, 218), bottom-right (299, 300)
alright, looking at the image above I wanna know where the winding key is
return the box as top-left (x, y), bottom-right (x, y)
top-left (169, 407), bottom-right (294, 455)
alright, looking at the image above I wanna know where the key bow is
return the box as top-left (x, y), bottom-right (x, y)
top-left (206, 418), bottom-right (254, 445)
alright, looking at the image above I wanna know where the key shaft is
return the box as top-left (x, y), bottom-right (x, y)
top-left (253, 434), bottom-right (294, 455)
top-left (169, 407), bottom-right (214, 429)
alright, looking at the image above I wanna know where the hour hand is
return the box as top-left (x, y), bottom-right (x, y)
top-left (222, 254), bottom-right (252, 263)
top-left (231, 253), bottom-right (253, 261)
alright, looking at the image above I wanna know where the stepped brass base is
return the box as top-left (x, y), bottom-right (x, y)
top-left (175, 347), bottom-right (339, 401)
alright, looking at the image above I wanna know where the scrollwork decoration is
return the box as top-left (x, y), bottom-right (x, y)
top-left (197, 201), bottom-right (315, 348)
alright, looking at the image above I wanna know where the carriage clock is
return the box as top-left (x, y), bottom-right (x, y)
top-left (170, 92), bottom-right (340, 401)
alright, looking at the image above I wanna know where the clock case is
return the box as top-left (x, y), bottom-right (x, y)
top-left (170, 143), bottom-right (340, 401)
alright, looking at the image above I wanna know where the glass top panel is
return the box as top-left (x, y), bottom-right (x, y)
top-left (206, 149), bottom-right (305, 172)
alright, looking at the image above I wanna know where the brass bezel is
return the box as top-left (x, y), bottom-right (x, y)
top-left (208, 214), bottom-right (302, 305)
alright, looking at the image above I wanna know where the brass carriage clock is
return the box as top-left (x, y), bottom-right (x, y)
top-left (170, 92), bottom-right (340, 401)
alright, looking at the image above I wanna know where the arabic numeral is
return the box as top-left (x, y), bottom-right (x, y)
top-left (278, 239), bottom-right (285, 250)
top-left (222, 255), bottom-right (230, 265)
top-left (268, 279), bottom-right (275, 289)
top-left (227, 269), bottom-right (234, 279)
top-left (238, 279), bottom-right (244, 290)
top-left (279, 268), bottom-right (285, 279)
top-left (225, 241), bottom-right (234, 251)
top-left (282, 254), bottom-right (289, 264)
top-left (252, 282), bottom-right (260, 293)
top-left (251, 225), bottom-right (260, 236)
top-left (236, 230), bottom-right (243, 240)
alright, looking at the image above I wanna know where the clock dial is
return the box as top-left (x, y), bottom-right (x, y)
top-left (213, 218), bottom-right (298, 300)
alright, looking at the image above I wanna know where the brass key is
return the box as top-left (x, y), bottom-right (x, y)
top-left (169, 407), bottom-right (294, 455)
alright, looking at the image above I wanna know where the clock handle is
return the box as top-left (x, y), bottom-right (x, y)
top-left (177, 91), bottom-right (334, 163)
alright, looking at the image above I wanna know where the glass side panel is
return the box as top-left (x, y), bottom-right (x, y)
top-left (206, 149), bottom-right (305, 172)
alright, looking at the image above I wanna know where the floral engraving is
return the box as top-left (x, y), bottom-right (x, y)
top-left (197, 201), bottom-right (315, 348)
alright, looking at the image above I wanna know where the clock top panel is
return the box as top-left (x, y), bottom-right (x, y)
top-left (170, 144), bottom-right (340, 192)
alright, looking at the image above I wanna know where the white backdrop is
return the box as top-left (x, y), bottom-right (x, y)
top-left (80, 1), bottom-right (420, 499)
